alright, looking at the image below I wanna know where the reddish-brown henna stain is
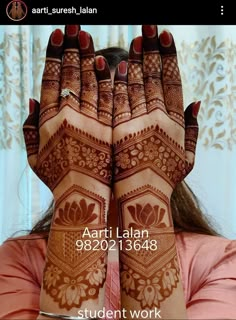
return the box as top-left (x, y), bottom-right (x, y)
top-left (36, 120), bottom-right (112, 190)
top-left (113, 46), bottom-right (193, 310)
top-left (118, 186), bottom-right (179, 309)
top-left (114, 125), bottom-right (192, 188)
top-left (23, 40), bottom-right (113, 310)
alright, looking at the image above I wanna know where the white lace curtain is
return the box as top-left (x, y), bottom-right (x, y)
top-left (1, 25), bottom-right (236, 244)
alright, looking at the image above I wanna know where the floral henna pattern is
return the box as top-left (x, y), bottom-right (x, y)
top-left (54, 185), bottom-right (106, 225)
top-left (118, 185), bottom-right (179, 308)
top-left (114, 125), bottom-right (191, 188)
top-left (37, 120), bottom-right (112, 190)
top-left (127, 203), bottom-right (167, 229)
top-left (120, 254), bottom-right (179, 308)
top-left (43, 257), bottom-right (106, 309)
top-left (43, 196), bottom-right (107, 309)
top-left (118, 185), bottom-right (172, 231)
top-left (54, 199), bottom-right (98, 226)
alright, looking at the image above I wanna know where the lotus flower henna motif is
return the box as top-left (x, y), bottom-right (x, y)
top-left (128, 203), bottom-right (167, 229)
top-left (54, 199), bottom-right (98, 226)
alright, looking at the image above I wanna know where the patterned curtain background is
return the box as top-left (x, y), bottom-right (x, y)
top-left (0, 25), bottom-right (236, 244)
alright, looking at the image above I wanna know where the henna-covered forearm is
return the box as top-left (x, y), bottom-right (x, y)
top-left (117, 185), bottom-right (184, 319)
top-left (113, 25), bottom-right (199, 319)
top-left (41, 190), bottom-right (108, 311)
top-left (24, 26), bottom-right (113, 317)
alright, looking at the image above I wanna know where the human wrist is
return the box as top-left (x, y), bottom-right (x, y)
top-left (115, 172), bottom-right (173, 202)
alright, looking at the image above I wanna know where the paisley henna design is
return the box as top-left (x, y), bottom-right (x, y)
top-left (37, 120), bottom-right (111, 190)
top-left (114, 124), bottom-right (191, 188)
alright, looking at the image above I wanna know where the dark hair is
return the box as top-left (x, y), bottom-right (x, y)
top-left (30, 46), bottom-right (220, 237)
top-left (95, 47), bottom-right (128, 70)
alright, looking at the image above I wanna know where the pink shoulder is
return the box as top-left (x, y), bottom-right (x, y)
top-left (175, 232), bottom-right (236, 302)
top-left (0, 233), bottom-right (48, 254)
top-left (0, 233), bottom-right (47, 285)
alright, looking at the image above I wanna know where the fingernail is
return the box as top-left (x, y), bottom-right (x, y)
top-left (118, 61), bottom-right (127, 75)
top-left (66, 25), bottom-right (79, 37)
top-left (51, 29), bottom-right (63, 46)
top-left (160, 30), bottom-right (172, 47)
top-left (143, 25), bottom-right (156, 38)
top-left (133, 36), bottom-right (143, 54)
top-left (29, 99), bottom-right (35, 114)
top-left (79, 31), bottom-right (90, 49)
top-left (96, 56), bottom-right (105, 70)
top-left (192, 101), bottom-right (201, 118)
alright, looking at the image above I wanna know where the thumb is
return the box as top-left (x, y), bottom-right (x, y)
top-left (23, 98), bottom-right (40, 171)
top-left (184, 101), bottom-right (200, 174)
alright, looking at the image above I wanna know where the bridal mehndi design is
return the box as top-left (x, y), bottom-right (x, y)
top-left (23, 24), bottom-right (199, 315)
top-left (24, 26), bottom-right (113, 311)
top-left (113, 25), bottom-right (199, 311)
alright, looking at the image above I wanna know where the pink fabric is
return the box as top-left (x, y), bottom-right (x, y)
top-left (0, 232), bottom-right (236, 319)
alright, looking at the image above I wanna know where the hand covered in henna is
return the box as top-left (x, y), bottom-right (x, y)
top-left (23, 26), bottom-right (113, 199)
top-left (113, 25), bottom-right (200, 197)
top-left (113, 25), bottom-right (200, 316)
top-left (23, 26), bottom-right (112, 313)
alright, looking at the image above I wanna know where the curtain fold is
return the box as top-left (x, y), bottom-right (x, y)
top-left (1, 25), bottom-right (236, 244)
